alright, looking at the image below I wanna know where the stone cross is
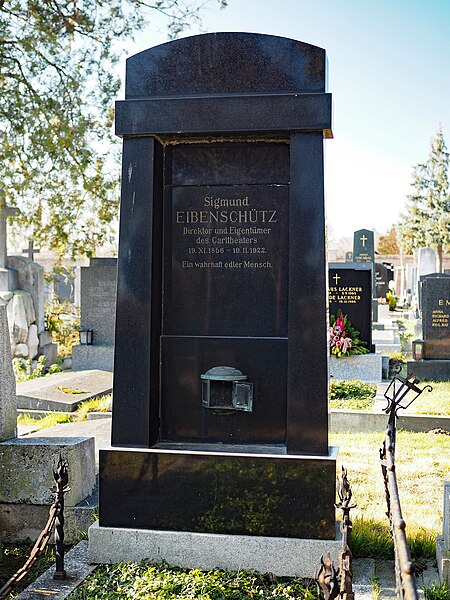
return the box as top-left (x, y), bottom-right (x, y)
top-left (22, 240), bottom-right (40, 262)
top-left (0, 190), bottom-right (20, 269)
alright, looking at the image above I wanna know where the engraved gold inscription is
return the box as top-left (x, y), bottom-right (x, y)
top-left (329, 286), bottom-right (363, 304)
top-left (175, 195), bottom-right (276, 270)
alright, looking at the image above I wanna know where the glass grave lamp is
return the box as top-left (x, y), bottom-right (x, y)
top-left (79, 328), bottom-right (93, 345)
top-left (412, 339), bottom-right (424, 361)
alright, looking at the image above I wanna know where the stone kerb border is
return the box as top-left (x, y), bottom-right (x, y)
top-left (330, 409), bottom-right (450, 433)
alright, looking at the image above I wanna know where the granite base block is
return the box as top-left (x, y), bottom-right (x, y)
top-left (407, 360), bottom-right (450, 381)
top-left (89, 521), bottom-right (342, 578)
top-left (99, 447), bottom-right (338, 539)
top-left (0, 437), bottom-right (95, 506)
top-left (329, 354), bottom-right (382, 382)
top-left (71, 345), bottom-right (114, 372)
top-left (0, 500), bottom-right (97, 544)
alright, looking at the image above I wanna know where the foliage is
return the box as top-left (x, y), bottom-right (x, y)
top-left (329, 310), bottom-right (369, 357)
top-left (76, 395), bottom-right (112, 420)
top-left (17, 394), bottom-right (112, 431)
top-left (18, 411), bottom-right (73, 429)
top-left (68, 561), bottom-right (319, 600)
top-left (423, 582), bottom-right (450, 600)
top-left (1, 0), bottom-right (227, 259)
top-left (0, 541), bottom-right (55, 598)
top-left (329, 379), bottom-right (376, 410)
top-left (377, 226), bottom-right (400, 254)
top-left (45, 298), bottom-right (80, 356)
top-left (386, 290), bottom-right (397, 310)
top-left (398, 127), bottom-right (450, 271)
top-left (12, 355), bottom-right (61, 382)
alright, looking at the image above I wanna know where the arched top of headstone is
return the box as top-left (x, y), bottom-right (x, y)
top-left (125, 32), bottom-right (326, 99)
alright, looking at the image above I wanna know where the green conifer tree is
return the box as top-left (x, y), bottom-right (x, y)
top-left (398, 127), bottom-right (450, 271)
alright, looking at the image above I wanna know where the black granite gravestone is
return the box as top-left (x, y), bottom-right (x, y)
top-left (375, 262), bottom-right (394, 299)
top-left (98, 33), bottom-right (336, 545)
top-left (422, 276), bottom-right (450, 359)
top-left (328, 262), bottom-right (372, 352)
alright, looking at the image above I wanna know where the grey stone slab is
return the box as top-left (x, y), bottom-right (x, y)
top-left (329, 409), bottom-right (450, 433)
top-left (0, 492), bottom-right (97, 544)
top-left (0, 436), bottom-right (95, 506)
top-left (16, 369), bottom-right (113, 411)
top-left (71, 345), bottom-right (114, 372)
top-left (352, 558), bottom-right (376, 599)
top-left (89, 521), bottom-right (342, 578)
top-left (329, 353), bottom-right (382, 382)
top-left (26, 418), bottom-right (112, 472)
top-left (0, 304), bottom-right (17, 441)
top-left (437, 535), bottom-right (450, 583)
top-left (16, 541), bottom-right (96, 600)
top-left (79, 264), bottom-right (117, 345)
top-left (418, 247), bottom-right (436, 278)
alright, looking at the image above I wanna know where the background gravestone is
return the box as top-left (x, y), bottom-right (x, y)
top-left (422, 276), bottom-right (450, 359)
top-left (90, 32), bottom-right (339, 575)
top-left (418, 247), bottom-right (436, 279)
top-left (375, 262), bottom-right (394, 299)
top-left (72, 258), bottom-right (117, 371)
top-left (329, 262), bottom-right (372, 352)
top-left (353, 228), bottom-right (377, 322)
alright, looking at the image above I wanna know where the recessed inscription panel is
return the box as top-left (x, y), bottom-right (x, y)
top-left (163, 184), bottom-right (289, 337)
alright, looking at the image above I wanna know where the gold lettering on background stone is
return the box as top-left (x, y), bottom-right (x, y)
top-left (431, 307), bottom-right (450, 328)
top-left (329, 286), bottom-right (363, 304)
top-left (175, 194), bottom-right (277, 270)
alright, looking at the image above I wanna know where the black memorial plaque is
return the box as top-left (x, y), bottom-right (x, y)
top-left (328, 263), bottom-right (372, 351)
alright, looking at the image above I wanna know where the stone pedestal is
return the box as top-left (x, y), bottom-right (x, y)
top-left (91, 445), bottom-right (339, 577)
top-left (329, 353), bottom-right (382, 382)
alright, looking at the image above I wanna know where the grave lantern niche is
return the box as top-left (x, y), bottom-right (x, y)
top-left (91, 32), bottom-right (339, 576)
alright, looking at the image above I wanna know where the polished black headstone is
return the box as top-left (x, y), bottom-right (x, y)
top-left (328, 262), bottom-right (372, 351)
top-left (104, 32), bottom-right (335, 541)
top-left (375, 262), bottom-right (394, 299)
top-left (422, 276), bottom-right (450, 359)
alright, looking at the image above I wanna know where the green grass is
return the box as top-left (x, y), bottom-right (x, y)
top-left (331, 430), bottom-right (450, 556)
top-left (409, 381), bottom-right (450, 415)
top-left (17, 412), bottom-right (73, 429)
top-left (67, 562), bottom-right (319, 600)
top-left (17, 394), bottom-right (112, 432)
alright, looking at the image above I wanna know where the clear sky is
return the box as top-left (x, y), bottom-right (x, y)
top-left (119, 0), bottom-right (450, 239)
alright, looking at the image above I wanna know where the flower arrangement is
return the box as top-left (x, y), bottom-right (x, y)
top-left (329, 310), bottom-right (369, 357)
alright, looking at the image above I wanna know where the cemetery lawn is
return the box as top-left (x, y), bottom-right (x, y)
top-left (0, 542), bottom-right (55, 598)
top-left (409, 381), bottom-right (450, 415)
top-left (330, 430), bottom-right (450, 558)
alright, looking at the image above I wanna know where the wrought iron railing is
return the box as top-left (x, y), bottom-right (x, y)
top-left (0, 454), bottom-right (70, 600)
top-left (317, 372), bottom-right (432, 600)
